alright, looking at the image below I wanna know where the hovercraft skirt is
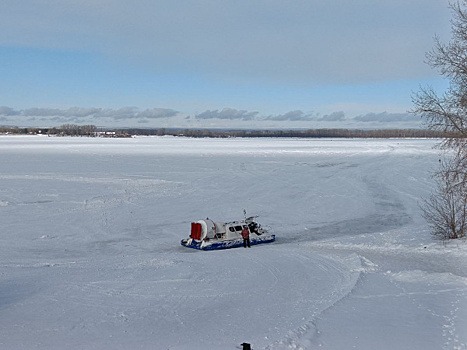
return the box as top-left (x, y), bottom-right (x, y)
top-left (181, 234), bottom-right (275, 251)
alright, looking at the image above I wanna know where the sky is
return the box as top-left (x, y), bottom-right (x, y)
top-left (0, 0), bottom-right (454, 129)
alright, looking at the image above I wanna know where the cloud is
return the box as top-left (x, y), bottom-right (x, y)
top-left (92, 107), bottom-right (138, 120)
top-left (195, 108), bottom-right (259, 120)
top-left (0, 106), bottom-right (179, 121)
top-left (0, 106), bottom-right (19, 116)
top-left (266, 110), bottom-right (316, 121)
top-left (22, 108), bottom-right (66, 117)
top-left (195, 108), bottom-right (317, 122)
top-left (63, 107), bottom-right (102, 118)
top-left (317, 111), bottom-right (346, 122)
top-left (136, 108), bottom-right (178, 119)
top-left (0, 105), bottom-right (423, 128)
top-left (353, 112), bottom-right (419, 123)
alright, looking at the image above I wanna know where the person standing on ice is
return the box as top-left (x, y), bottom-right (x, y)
top-left (241, 226), bottom-right (250, 248)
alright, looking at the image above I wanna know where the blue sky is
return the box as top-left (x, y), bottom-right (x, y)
top-left (0, 1), bottom-right (453, 128)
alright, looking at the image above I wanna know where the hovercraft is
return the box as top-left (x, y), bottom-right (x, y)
top-left (181, 216), bottom-right (275, 250)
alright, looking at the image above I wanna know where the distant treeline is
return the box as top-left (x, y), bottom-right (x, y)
top-left (0, 124), bottom-right (453, 139)
top-left (1, 124), bottom-right (100, 137)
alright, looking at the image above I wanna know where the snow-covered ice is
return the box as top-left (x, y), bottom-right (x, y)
top-left (0, 136), bottom-right (466, 349)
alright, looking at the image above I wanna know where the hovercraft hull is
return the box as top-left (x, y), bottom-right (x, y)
top-left (181, 234), bottom-right (275, 251)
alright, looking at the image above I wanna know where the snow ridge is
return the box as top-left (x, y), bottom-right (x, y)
top-left (265, 254), bottom-right (363, 350)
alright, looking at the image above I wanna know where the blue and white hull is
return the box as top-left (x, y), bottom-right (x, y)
top-left (181, 234), bottom-right (276, 251)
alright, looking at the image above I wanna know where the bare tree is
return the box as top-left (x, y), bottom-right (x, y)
top-left (422, 155), bottom-right (467, 239)
top-left (412, 1), bottom-right (467, 239)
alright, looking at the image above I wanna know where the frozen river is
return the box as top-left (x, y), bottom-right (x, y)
top-left (0, 136), bottom-right (465, 349)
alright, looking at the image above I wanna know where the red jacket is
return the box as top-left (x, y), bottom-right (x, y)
top-left (241, 227), bottom-right (250, 239)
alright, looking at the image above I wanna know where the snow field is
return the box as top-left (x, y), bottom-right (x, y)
top-left (0, 136), bottom-right (465, 349)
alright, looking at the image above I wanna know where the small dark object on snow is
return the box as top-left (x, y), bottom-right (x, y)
top-left (241, 343), bottom-right (251, 350)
